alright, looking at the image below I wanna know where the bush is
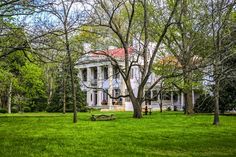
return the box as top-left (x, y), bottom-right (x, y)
top-left (23, 107), bottom-right (31, 112)
top-left (174, 106), bottom-right (178, 111)
top-left (220, 102), bottom-right (236, 113)
top-left (46, 103), bottom-right (62, 112)
top-left (166, 106), bottom-right (172, 111)
top-left (194, 94), bottom-right (214, 113)
top-left (219, 79), bottom-right (236, 113)
top-left (65, 109), bottom-right (73, 112)
top-left (0, 108), bottom-right (7, 113)
top-left (78, 106), bottom-right (90, 112)
top-left (11, 107), bottom-right (18, 113)
top-left (220, 97), bottom-right (236, 113)
top-left (90, 108), bottom-right (101, 112)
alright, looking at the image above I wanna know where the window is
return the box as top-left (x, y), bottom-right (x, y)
top-left (103, 89), bottom-right (108, 101)
top-left (82, 69), bottom-right (87, 81)
top-left (112, 89), bottom-right (121, 105)
top-left (104, 67), bottom-right (108, 80)
top-left (145, 91), bottom-right (151, 99)
top-left (152, 90), bottom-right (158, 101)
top-left (113, 89), bottom-right (120, 98)
top-left (113, 67), bottom-right (120, 79)
top-left (162, 92), bottom-right (171, 100)
top-left (173, 92), bottom-right (178, 101)
top-left (125, 89), bottom-right (130, 102)
top-left (93, 68), bottom-right (97, 80)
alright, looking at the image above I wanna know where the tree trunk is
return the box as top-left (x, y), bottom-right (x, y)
top-left (183, 91), bottom-right (194, 114)
top-left (7, 79), bottom-right (12, 114)
top-left (133, 103), bottom-right (142, 118)
top-left (183, 68), bottom-right (194, 115)
top-left (183, 93), bottom-right (187, 114)
top-left (160, 99), bottom-right (163, 113)
top-left (63, 76), bottom-right (66, 114)
top-left (213, 80), bottom-right (220, 125)
top-left (67, 51), bottom-right (77, 123)
top-left (61, 3), bottom-right (77, 122)
top-left (47, 75), bottom-right (53, 106)
top-left (124, 72), bottom-right (143, 118)
top-left (65, 34), bottom-right (77, 123)
top-left (160, 89), bottom-right (163, 113)
top-left (129, 92), bottom-right (142, 118)
top-left (186, 91), bottom-right (194, 114)
top-left (0, 96), bottom-right (2, 108)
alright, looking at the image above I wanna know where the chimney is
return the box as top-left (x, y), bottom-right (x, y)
top-left (83, 43), bottom-right (91, 52)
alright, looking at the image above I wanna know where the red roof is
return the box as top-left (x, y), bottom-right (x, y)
top-left (91, 47), bottom-right (134, 58)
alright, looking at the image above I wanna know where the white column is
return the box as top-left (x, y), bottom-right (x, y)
top-left (177, 92), bottom-right (180, 107)
top-left (171, 91), bottom-right (174, 108)
top-left (97, 66), bottom-right (102, 106)
top-left (120, 76), bottom-right (126, 106)
top-left (181, 92), bottom-right (184, 109)
top-left (192, 90), bottom-right (195, 106)
top-left (87, 67), bottom-right (92, 106)
top-left (108, 65), bottom-right (113, 109)
top-left (150, 90), bottom-right (153, 106)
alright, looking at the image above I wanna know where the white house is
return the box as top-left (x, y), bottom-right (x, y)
top-left (76, 47), bottom-right (194, 111)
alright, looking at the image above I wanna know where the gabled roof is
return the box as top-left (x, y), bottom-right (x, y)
top-left (91, 47), bottom-right (134, 58)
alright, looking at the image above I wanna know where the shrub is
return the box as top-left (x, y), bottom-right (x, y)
top-left (219, 79), bottom-right (236, 113)
top-left (65, 109), bottom-right (73, 112)
top-left (166, 106), bottom-right (172, 111)
top-left (11, 107), bottom-right (18, 113)
top-left (194, 94), bottom-right (214, 113)
top-left (78, 106), bottom-right (90, 112)
top-left (174, 106), bottom-right (178, 111)
top-left (220, 102), bottom-right (236, 113)
top-left (0, 108), bottom-right (8, 113)
top-left (101, 100), bottom-right (108, 105)
top-left (23, 107), bottom-right (31, 112)
top-left (220, 98), bottom-right (236, 113)
top-left (46, 103), bottom-right (62, 112)
top-left (85, 107), bottom-right (100, 112)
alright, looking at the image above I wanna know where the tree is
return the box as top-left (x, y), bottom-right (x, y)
top-left (162, 0), bottom-right (212, 115)
top-left (29, 0), bottom-right (87, 122)
top-left (19, 62), bottom-right (47, 111)
top-left (0, 50), bottom-right (27, 113)
top-left (219, 54), bottom-right (236, 113)
top-left (0, 49), bottom-right (47, 113)
top-left (0, 63), bottom-right (13, 111)
top-left (205, 0), bottom-right (235, 125)
top-left (0, 1), bottom-right (42, 113)
top-left (47, 67), bottom-right (86, 113)
top-left (0, 0), bottom-right (37, 60)
top-left (85, 0), bottom-right (180, 118)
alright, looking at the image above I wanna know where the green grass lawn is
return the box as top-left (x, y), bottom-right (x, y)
top-left (0, 111), bottom-right (236, 157)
